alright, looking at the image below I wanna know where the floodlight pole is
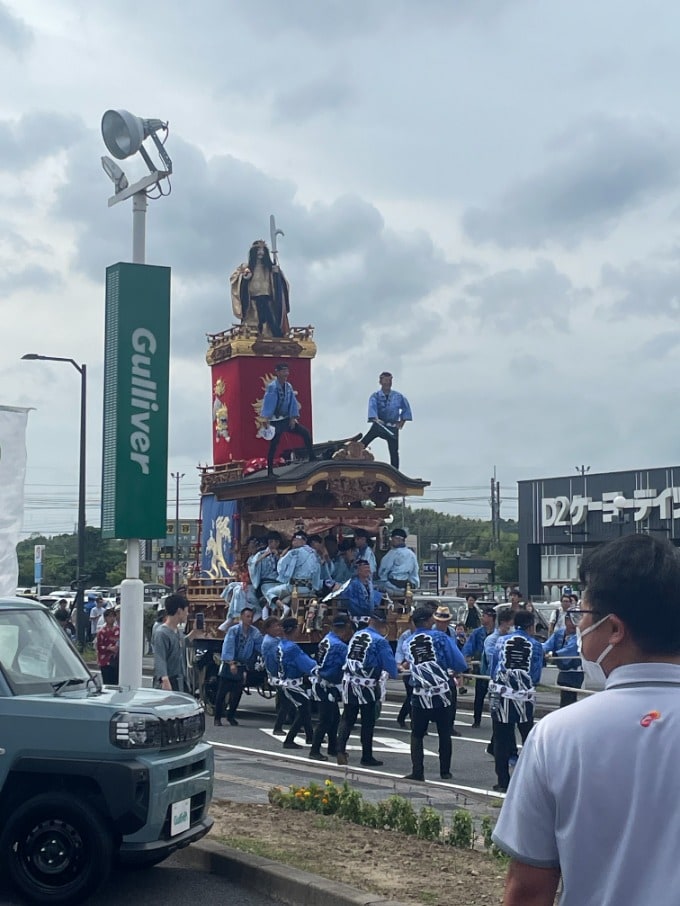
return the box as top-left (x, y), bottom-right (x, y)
top-left (113, 181), bottom-right (151, 690)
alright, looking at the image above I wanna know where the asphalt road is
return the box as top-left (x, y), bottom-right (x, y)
top-left (0, 851), bottom-right (280, 906)
top-left (207, 686), bottom-right (505, 818)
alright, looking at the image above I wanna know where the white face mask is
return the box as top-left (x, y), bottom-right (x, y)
top-left (577, 614), bottom-right (613, 686)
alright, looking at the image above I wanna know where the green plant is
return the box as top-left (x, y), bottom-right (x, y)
top-left (447, 809), bottom-right (474, 849)
top-left (481, 814), bottom-right (494, 849)
top-left (360, 802), bottom-right (381, 828)
top-left (380, 795), bottom-right (418, 835)
top-left (417, 806), bottom-right (442, 841)
top-left (336, 781), bottom-right (364, 824)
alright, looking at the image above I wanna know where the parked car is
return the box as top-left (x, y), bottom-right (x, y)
top-left (0, 595), bottom-right (214, 903)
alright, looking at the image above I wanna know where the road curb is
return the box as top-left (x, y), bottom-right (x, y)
top-left (182, 837), bottom-right (410, 906)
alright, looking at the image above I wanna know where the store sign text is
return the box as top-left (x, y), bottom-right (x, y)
top-left (542, 487), bottom-right (680, 527)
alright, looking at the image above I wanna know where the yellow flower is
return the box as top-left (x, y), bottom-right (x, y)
top-left (322, 797), bottom-right (329, 804)
top-left (304, 791), bottom-right (311, 798)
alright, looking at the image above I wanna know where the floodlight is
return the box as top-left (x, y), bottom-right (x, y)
top-left (101, 156), bottom-right (129, 193)
top-left (101, 109), bottom-right (166, 160)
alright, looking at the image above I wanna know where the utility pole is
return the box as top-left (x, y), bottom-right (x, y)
top-left (576, 464), bottom-right (591, 478)
top-left (171, 472), bottom-right (185, 591)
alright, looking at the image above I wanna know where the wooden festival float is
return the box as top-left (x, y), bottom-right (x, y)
top-left (185, 226), bottom-right (429, 655)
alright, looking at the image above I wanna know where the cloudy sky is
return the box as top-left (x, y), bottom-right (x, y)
top-left (3, 0), bottom-right (680, 537)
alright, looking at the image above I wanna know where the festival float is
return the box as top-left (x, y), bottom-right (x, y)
top-left (185, 218), bottom-right (429, 672)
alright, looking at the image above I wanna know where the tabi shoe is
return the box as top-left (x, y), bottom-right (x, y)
top-left (336, 752), bottom-right (349, 765)
top-left (308, 751), bottom-right (329, 762)
top-left (272, 728), bottom-right (286, 736)
top-left (493, 784), bottom-right (508, 793)
top-left (451, 729), bottom-right (462, 737)
top-left (397, 717), bottom-right (407, 729)
top-left (360, 757), bottom-right (383, 767)
top-left (472, 721), bottom-right (481, 728)
top-left (440, 772), bottom-right (453, 780)
top-left (403, 772), bottom-right (424, 782)
top-left (213, 718), bottom-right (223, 727)
top-left (283, 740), bottom-right (303, 749)
top-left (227, 717), bottom-right (239, 726)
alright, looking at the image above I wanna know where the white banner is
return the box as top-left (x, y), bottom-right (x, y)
top-left (0, 407), bottom-right (30, 596)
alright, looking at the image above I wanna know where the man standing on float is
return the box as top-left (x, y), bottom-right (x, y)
top-left (360, 371), bottom-right (412, 470)
top-left (261, 363), bottom-right (316, 476)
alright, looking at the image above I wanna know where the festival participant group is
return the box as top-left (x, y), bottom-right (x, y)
top-left (173, 525), bottom-right (584, 793)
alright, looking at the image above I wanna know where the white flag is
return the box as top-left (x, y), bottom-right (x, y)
top-left (0, 406), bottom-right (30, 596)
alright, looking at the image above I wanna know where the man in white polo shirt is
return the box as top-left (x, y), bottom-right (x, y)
top-left (492, 533), bottom-right (680, 906)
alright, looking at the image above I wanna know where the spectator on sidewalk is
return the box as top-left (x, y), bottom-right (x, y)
top-left (96, 607), bottom-right (120, 684)
top-left (493, 534), bottom-right (680, 906)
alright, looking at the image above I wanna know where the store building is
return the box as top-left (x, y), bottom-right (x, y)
top-left (518, 465), bottom-right (680, 599)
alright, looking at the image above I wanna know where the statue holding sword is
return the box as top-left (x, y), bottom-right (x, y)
top-left (230, 215), bottom-right (290, 337)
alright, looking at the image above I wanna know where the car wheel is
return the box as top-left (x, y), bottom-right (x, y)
top-left (0, 792), bottom-right (113, 904)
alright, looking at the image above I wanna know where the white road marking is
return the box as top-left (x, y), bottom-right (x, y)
top-left (209, 739), bottom-right (505, 799)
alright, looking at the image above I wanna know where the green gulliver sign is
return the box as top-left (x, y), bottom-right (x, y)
top-left (101, 262), bottom-right (170, 540)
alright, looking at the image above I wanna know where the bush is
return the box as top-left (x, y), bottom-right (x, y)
top-left (379, 795), bottom-right (418, 835)
top-left (268, 781), bottom-right (492, 856)
top-left (417, 806), bottom-right (442, 841)
top-left (447, 809), bottom-right (474, 849)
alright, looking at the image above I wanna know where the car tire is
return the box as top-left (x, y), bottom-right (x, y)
top-left (0, 792), bottom-right (113, 904)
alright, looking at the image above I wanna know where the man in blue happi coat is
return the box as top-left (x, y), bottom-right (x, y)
top-left (543, 611), bottom-right (583, 708)
top-left (277, 617), bottom-right (317, 749)
top-left (344, 559), bottom-right (383, 621)
top-left (336, 608), bottom-right (398, 767)
top-left (265, 530), bottom-right (321, 614)
top-left (402, 606), bottom-right (468, 781)
top-left (261, 363), bottom-right (315, 476)
top-left (214, 606), bottom-right (263, 727)
top-left (309, 614), bottom-right (354, 761)
top-left (359, 371), bottom-right (412, 469)
top-left (462, 606), bottom-right (497, 727)
top-left (377, 528), bottom-right (420, 594)
top-left (489, 610), bottom-right (544, 792)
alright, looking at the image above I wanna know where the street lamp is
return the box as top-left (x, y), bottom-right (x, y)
top-left (101, 107), bottom-right (172, 690)
top-left (21, 354), bottom-right (87, 648)
top-left (171, 472), bottom-right (185, 591)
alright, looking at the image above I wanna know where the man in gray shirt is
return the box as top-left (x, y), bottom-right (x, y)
top-left (153, 594), bottom-right (192, 692)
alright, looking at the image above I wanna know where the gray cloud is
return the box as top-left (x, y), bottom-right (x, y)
top-left (0, 2), bottom-right (31, 52)
top-left (0, 264), bottom-right (61, 295)
top-left (272, 73), bottom-right (356, 124)
top-left (55, 131), bottom-right (455, 356)
top-left (463, 115), bottom-right (680, 248)
top-left (602, 256), bottom-right (680, 318)
top-left (458, 258), bottom-right (581, 331)
top-left (0, 112), bottom-right (86, 170)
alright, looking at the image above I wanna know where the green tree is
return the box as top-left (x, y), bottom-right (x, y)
top-left (17, 529), bottom-right (126, 590)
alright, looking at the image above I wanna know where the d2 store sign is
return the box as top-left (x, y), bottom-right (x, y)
top-left (101, 262), bottom-right (170, 540)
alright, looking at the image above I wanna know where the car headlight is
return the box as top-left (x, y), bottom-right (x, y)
top-left (110, 711), bottom-right (162, 749)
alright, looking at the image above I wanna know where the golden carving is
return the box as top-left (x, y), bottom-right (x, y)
top-left (206, 324), bottom-right (317, 365)
top-left (327, 476), bottom-right (379, 503)
top-left (332, 441), bottom-right (374, 461)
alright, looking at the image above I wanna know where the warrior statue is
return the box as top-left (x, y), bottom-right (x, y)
top-left (230, 220), bottom-right (290, 337)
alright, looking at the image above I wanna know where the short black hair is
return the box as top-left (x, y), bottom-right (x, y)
top-left (379, 371), bottom-right (392, 379)
top-left (496, 606), bottom-right (513, 625)
top-left (412, 606), bottom-right (433, 626)
top-left (263, 616), bottom-right (281, 631)
top-left (354, 529), bottom-right (370, 540)
top-left (164, 594), bottom-right (189, 617)
top-left (579, 534), bottom-right (680, 655)
top-left (275, 362), bottom-right (289, 372)
top-left (54, 610), bottom-right (69, 623)
top-left (514, 611), bottom-right (535, 631)
top-left (307, 534), bottom-right (323, 544)
top-left (338, 539), bottom-right (356, 552)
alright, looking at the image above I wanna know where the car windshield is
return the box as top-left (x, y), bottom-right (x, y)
top-left (0, 608), bottom-right (92, 695)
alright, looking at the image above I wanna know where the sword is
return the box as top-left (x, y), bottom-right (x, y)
top-left (270, 214), bottom-right (284, 266)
